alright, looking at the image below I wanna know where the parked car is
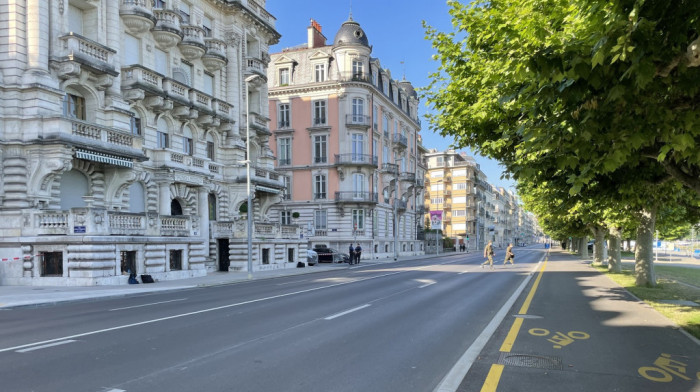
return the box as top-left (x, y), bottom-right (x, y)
top-left (313, 247), bottom-right (345, 263)
top-left (306, 249), bottom-right (319, 266)
top-left (587, 240), bottom-right (595, 253)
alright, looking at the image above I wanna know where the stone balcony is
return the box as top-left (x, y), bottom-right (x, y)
top-left (346, 114), bottom-right (371, 128)
top-left (202, 38), bottom-right (228, 72)
top-left (248, 111), bottom-right (271, 135)
top-left (335, 191), bottom-right (379, 204)
top-left (334, 153), bottom-right (378, 168)
top-left (392, 133), bottom-right (408, 150)
top-left (152, 9), bottom-right (183, 50)
top-left (179, 25), bottom-right (206, 60)
top-left (245, 57), bottom-right (266, 78)
top-left (23, 209), bottom-right (193, 237)
top-left (150, 150), bottom-right (224, 179)
top-left (119, 0), bottom-right (156, 36)
top-left (232, 221), bottom-right (300, 240)
top-left (54, 33), bottom-right (118, 87)
top-left (400, 172), bottom-right (416, 182)
top-left (235, 165), bottom-right (284, 190)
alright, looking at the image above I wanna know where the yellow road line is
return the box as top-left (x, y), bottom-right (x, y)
top-left (480, 364), bottom-right (504, 392)
top-left (499, 316), bottom-right (523, 353)
top-left (480, 258), bottom-right (548, 391)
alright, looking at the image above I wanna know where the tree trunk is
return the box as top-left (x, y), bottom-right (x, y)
top-left (579, 237), bottom-right (588, 259)
top-left (593, 226), bottom-right (606, 264)
top-left (571, 237), bottom-right (578, 253)
top-left (608, 226), bottom-right (622, 273)
top-left (635, 207), bottom-right (657, 287)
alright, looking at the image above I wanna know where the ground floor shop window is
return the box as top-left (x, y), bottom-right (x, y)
top-left (41, 252), bottom-right (63, 277)
top-left (170, 250), bottom-right (182, 270)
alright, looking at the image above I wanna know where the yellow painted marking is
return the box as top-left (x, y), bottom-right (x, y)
top-left (518, 259), bottom-right (547, 314)
top-left (480, 258), bottom-right (549, 391)
top-left (480, 364), bottom-right (504, 392)
top-left (499, 317), bottom-right (523, 353)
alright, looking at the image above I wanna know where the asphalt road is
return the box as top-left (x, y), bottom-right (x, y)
top-left (0, 248), bottom-right (544, 392)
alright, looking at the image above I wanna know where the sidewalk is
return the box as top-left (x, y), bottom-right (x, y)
top-left (459, 249), bottom-right (700, 392)
top-left (0, 253), bottom-right (442, 309)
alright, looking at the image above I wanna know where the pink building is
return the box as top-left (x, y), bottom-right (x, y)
top-left (267, 17), bottom-right (427, 260)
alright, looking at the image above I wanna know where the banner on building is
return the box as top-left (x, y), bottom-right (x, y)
top-left (430, 210), bottom-right (443, 230)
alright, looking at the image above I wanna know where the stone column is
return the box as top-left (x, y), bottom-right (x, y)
top-left (105, 0), bottom-right (122, 100)
top-left (158, 182), bottom-right (171, 215)
top-left (198, 188), bottom-right (210, 254)
top-left (25, 0), bottom-right (49, 72)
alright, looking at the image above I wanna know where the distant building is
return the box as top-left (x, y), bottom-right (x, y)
top-left (267, 17), bottom-right (426, 260)
top-left (0, 0), bottom-right (305, 285)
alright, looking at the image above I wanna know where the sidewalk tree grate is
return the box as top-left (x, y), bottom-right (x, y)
top-left (498, 352), bottom-right (562, 370)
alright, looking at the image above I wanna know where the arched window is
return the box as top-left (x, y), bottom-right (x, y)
top-left (156, 117), bottom-right (169, 149)
top-left (171, 199), bottom-right (183, 216)
top-left (182, 125), bottom-right (194, 156)
top-left (128, 182), bottom-right (145, 213)
top-left (60, 170), bottom-right (88, 209)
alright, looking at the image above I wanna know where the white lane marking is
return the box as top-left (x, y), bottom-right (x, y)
top-left (419, 282), bottom-right (436, 288)
top-left (109, 298), bottom-right (187, 311)
top-left (433, 254), bottom-right (546, 392)
top-left (102, 389), bottom-right (126, 392)
top-left (16, 340), bottom-right (76, 353)
top-left (0, 270), bottom-right (406, 354)
top-left (324, 304), bottom-right (371, 320)
top-left (458, 270), bottom-right (469, 275)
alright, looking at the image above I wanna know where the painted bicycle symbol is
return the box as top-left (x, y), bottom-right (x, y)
top-left (638, 353), bottom-right (700, 383)
top-left (528, 328), bottom-right (590, 349)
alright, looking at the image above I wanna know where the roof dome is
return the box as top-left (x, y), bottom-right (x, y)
top-left (333, 16), bottom-right (370, 48)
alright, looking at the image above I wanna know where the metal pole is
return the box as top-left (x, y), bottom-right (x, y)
top-left (394, 177), bottom-right (398, 261)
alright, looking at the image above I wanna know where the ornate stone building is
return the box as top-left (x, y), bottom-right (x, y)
top-left (267, 18), bottom-right (426, 260)
top-left (0, 0), bottom-right (304, 285)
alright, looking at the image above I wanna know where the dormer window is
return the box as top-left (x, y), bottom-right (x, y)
top-left (352, 59), bottom-right (363, 78)
top-left (314, 63), bottom-right (326, 82)
top-left (279, 68), bottom-right (290, 86)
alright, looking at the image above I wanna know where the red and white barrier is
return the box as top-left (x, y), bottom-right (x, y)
top-left (1, 254), bottom-right (42, 261)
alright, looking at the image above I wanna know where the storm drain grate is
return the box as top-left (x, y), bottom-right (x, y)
top-left (498, 352), bottom-right (562, 370)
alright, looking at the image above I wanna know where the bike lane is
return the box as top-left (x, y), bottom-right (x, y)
top-left (457, 250), bottom-right (700, 392)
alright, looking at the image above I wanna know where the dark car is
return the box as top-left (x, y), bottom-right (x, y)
top-left (313, 247), bottom-right (346, 263)
top-left (587, 240), bottom-right (595, 253)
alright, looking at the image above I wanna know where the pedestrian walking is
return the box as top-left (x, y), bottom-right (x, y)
top-left (355, 243), bottom-right (362, 264)
top-left (481, 240), bottom-right (495, 269)
top-left (504, 243), bottom-right (515, 265)
top-left (348, 243), bottom-right (355, 265)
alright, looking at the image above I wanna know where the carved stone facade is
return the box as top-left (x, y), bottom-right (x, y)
top-left (0, 0), bottom-right (304, 286)
top-left (267, 18), bottom-right (426, 260)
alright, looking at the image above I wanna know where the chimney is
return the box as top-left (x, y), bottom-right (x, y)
top-left (307, 18), bottom-right (327, 48)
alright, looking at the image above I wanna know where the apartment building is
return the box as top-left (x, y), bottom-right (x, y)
top-left (267, 17), bottom-right (426, 260)
top-left (0, 0), bottom-right (305, 285)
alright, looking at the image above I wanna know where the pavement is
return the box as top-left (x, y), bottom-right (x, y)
top-left (0, 253), bottom-right (445, 309)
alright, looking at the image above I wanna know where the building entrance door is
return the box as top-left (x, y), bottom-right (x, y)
top-left (218, 239), bottom-right (230, 271)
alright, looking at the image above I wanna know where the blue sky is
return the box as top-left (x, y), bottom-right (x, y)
top-left (266, 0), bottom-right (516, 192)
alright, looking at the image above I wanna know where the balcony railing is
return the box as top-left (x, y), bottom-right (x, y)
top-left (71, 119), bottom-right (135, 148)
top-left (179, 25), bottom-right (206, 60)
top-left (202, 38), bottom-right (228, 72)
top-left (394, 199), bottom-right (407, 211)
top-left (278, 158), bottom-right (291, 166)
top-left (335, 192), bottom-right (379, 203)
top-left (392, 133), bottom-right (408, 149)
top-left (314, 156), bottom-right (328, 164)
top-left (346, 114), bottom-right (371, 127)
top-left (314, 193), bottom-right (327, 200)
top-left (246, 57), bottom-right (266, 76)
top-left (233, 222), bottom-right (300, 240)
top-left (312, 117), bottom-right (327, 126)
top-left (119, 0), bottom-right (155, 35)
top-left (339, 72), bottom-right (371, 83)
top-left (57, 33), bottom-right (118, 76)
top-left (150, 150), bottom-right (223, 177)
top-left (335, 153), bottom-right (378, 167)
top-left (400, 172), bottom-right (416, 182)
top-left (382, 163), bottom-right (399, 174)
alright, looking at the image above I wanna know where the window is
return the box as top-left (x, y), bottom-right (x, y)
top-left (202, 15), bottom-right (213, 37)
top-left (315, 210), bottom-right (327, 230)
top-left (130, 115), bottom-right (142, 136)
top-left (280, 210), bottom-right (292, 225)
top-left (313, 100), bottom-right (326, 125)
top-left (41, 252), bottom-right (63, 277)
top-left (63, 93), bottom-right (86, 120)
top-left (178, 2), bottom-right (190, 24)
top-left (120, 251), bottom-right (137, 275)
top-left (153, 0), bottom-right (166, 8)
top-left (453, 209), bottom-right (466, 217)
top-left (351, 133), bottom-right (364, 161)
top-left (203, 72), bottom-right (214, 96)
top-left (352, 98), bottom-right (364, 122)
top-left (157, 131), bottom-right (169, 149)
top-left (68, 5), bottom-right (84, 35)
top-left (315, 63), bottom-right (326, 82)
top-left (314, 135), bottom-right (327, 164)
top-left (279, 68), bottom-right (290, 85)
top-left (206, 133), bottom-right (215, 161)
top-left (155, 48), bottom-right (168, 74)
top-left (353, 173), bottom-right (365, 198)
top-left (383, 115), bottom-right (389, 137)
top-left (278, 137), bottom-right (291, 166)
top-left (208, 193), bottom-right (217, 220)
top-left (123, 34), bottom-right (140, 65)
top-left (373, 105), bottom-right (378, 130)
top-left (278, 103), bottom-right (290, 128)
top-left (262, 248), bottom-right (270, 264)
top-left (183, 136), bottom-right (193, 155)
top-left (431, 197), bottom-right (444, 204)
top-left (171, 199), bottom-right (183, 215)
top-left (169, 249), bottom-right (182, 270)
top-left (352, 209), bottom-right (365, 230)
top-left (283, 176), bottom-right (291, 199)
top-left (373, 139), bottom-right (377, 162)
top-left (314, 174), bottom-right (326, 199)
top-left (455, 183), bottom-right (467, 190)
top-left (352, 59), bottom-right (364, 78)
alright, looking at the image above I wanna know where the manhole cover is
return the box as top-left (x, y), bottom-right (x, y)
top-left (498, 352), bottom-right (562, 370)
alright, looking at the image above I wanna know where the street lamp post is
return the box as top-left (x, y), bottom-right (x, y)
top-left (244, 74), bottom-right (261, 279)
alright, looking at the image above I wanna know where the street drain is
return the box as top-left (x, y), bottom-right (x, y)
top-left (498, 352), bottom-right (562, 370)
